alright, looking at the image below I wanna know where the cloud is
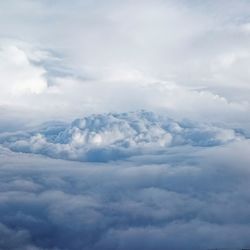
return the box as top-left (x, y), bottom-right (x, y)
top-left (0, 138), bottom-right (250, 249)
top-left (0, 45), bottom-right (47, 95)
top-left (0, 1), bottom-right (250, 126)
top-left (0, 111), bottom-right (241, 162)
top-left (1, 1), bottom-right (250, 249)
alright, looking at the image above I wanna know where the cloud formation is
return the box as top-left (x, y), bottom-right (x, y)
top-left (0, 1), bottom-right (250, 249)
top-left (0, 1), bottom-right (250, 126)
top-left (0, 111), bottom-right (241, 162)
top-left (0, 138), bottom-right (250, 249)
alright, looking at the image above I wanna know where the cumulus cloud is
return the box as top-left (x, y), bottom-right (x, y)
top-left (0, 111), bottom-right (241, 162)
top-left (1, 1), bottom-right (250, 249)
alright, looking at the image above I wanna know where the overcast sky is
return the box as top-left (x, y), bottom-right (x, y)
top-left (1, 1), bottom-right (250, 250)
top-left (0, 0), bottom-right (250, 128)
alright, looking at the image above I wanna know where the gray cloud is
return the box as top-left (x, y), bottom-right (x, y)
top-left (0, 138), bottom-right (250, 249)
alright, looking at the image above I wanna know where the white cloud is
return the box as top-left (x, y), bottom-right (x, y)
top-left (0, 1), bottom-right (249, 126)
top-left (0, 111), bottom-right (241, 162)
top-left (0, 41), bottom-right (48, 99)
top-left (0, 2), bottom-right (250, 249)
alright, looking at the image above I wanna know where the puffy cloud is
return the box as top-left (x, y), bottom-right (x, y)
top-left (1, 1), bottom-right (250, 249)
top-left (0, 111), bottom-right (241, 162)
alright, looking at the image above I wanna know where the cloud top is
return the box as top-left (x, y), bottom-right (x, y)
top-left (0, 111), bottom-right (240, 162)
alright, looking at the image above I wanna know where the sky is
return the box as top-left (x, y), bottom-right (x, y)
top-left (0, 1), bottom-right (250, 250)
top-left (1, 0), bottom-right (250, 127)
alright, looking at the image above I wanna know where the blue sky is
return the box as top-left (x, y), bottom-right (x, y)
top-left (0, 1), bottom-right (250, 249)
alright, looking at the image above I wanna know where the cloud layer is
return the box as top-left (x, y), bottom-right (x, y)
top-left (0, 138), bottom-right (250, 250)
top-left (1, 111), bottom-right (249, 249)
top-left (1, 1), bottom-right (250, 249)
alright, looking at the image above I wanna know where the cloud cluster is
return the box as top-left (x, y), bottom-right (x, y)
top-left (0, 138), bottom-right (250, 249)
top-left (0, 111), bottom-right (241, 162)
